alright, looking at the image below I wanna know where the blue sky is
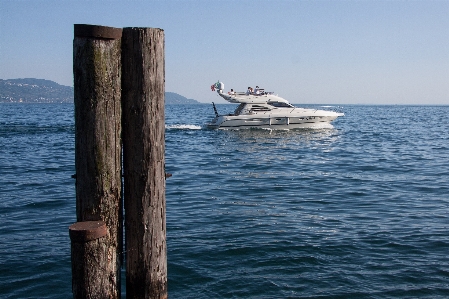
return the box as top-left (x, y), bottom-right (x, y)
top-left (1, 0), bottom-right (448, 104)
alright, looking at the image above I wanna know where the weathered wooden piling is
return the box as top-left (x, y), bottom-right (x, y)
top-left (121, 27), bottom-right (167, 299)
top-left (69, 221), bottom-right (109, 299)
top-left (73, 24), bottom-right (123, 298)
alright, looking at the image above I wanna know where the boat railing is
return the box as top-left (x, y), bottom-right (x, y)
top-left (233, 91), bottom-right (275, 96)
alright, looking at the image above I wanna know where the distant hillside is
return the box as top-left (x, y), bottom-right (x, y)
top-left (0, 78), bottom-right (200, 104)
top-left (0, 79), bottom-right (73, 103)
top-left (165, 92), bottom-right (200, 104)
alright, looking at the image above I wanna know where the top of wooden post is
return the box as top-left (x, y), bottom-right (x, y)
top-left (74, 24), bottom-right (122, 40)
top-left (69, 221), bottom-right (108, 242)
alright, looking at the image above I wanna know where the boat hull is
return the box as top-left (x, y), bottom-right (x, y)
top-left (206, 114), bottom-right (342, 130)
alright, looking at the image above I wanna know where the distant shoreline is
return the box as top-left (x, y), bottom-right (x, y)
top-left (0, 78), bottom-right (201, 104)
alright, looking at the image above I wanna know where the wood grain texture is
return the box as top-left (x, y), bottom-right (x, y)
top-left (73, 25), bottom-right (123, 298)
top-left (121, 27), bottom-right (167, 299)
top-left (70, 221), bottom-right (109, 299)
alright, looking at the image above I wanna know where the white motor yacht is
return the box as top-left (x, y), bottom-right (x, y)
top-left (206, 82), bottom-right (344, 129)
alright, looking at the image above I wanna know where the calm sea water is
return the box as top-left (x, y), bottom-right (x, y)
top-left (1, 103), bottom-right (448, 298)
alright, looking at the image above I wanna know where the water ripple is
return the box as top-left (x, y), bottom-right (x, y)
top-left (1, 104), bottom-right (448, 298)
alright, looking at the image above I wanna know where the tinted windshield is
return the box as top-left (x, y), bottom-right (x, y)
top-left (268, 102), bottom-right (294, 108)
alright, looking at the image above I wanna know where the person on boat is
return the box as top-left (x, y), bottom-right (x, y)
top-left (254, 86), bottom-right (260, 95)
top-left (228, 89), bottom-right (235, 95)
top-left (246, 87), bottom-right (253, 95)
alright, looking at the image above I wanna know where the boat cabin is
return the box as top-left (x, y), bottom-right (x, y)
top-left (233, 101), bottom-right (295, 116)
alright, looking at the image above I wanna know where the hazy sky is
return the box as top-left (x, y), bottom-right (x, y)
top-left (1, 0), bottom-right (448, 104)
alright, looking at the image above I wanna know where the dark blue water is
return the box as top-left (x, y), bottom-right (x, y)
top-left (1, 103), bottom-right (448, 298)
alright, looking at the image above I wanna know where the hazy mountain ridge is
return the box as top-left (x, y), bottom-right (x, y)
top-left (0, 79), bottom-right (200, 104)
top-left (0, 79), bottom-right (73, 103)
top-left (164, 92), bottom-right (200, 104)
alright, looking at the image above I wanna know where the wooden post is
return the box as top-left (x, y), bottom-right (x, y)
top-left (73, 24), bottom-right (123, 298)
top-left (69, 221), bottom-right (109, 299)
top-left (121, 27), bottom-right (167, 299)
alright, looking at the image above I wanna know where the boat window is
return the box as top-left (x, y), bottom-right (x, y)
top-left (250, 105), bottom-right (272, 111)
top-left (268, 102), bottom-right (294, 108)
